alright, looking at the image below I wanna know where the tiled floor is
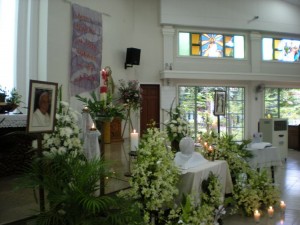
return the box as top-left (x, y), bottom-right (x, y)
top-left (0, 140), bottom-right (300, 225)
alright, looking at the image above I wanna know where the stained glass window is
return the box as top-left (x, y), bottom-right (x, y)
top-left (262, 37), bottom-right (300, 62)
top-left (179, 32), bottom-right (245, 59)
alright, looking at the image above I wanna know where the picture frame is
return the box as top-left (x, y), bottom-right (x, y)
top-left (214, 90), bottom-right (226, 116)
top-left (27, 80), bottom-right (58, 133)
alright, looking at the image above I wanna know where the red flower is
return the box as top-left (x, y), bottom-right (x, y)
top-left (100, 86), bottom-right (107, 93)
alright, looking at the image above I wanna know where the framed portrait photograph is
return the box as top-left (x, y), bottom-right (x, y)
top-left (214, 90), bottom-right (226, 116)
top-left (27, 80), bottom-right (58, 133)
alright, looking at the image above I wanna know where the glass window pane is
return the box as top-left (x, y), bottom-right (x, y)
top-left (233, 35), bottom-right (244, 59)
top-left (179, 86), bottom-right (245, 141)
top-left (179, 32), bottom-right (190, 56)
top-left (262, 38), bottom-right (273, 60)
top-left (0, 0), bottom-right (17, 90)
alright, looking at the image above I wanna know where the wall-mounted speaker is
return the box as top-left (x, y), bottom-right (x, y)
top-left (125, 48), bottom-right (141, 69)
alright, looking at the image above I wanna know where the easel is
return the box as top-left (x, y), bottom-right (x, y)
top-left (36, 133), bottom-right (45, 212)
top-left (121, 107), bottom-right (134, 137)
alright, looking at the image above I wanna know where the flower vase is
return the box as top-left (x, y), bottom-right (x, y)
top-left (171, 140), bottom-right (180, 152)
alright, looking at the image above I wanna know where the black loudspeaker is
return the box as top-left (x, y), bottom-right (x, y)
top-left (125, 48), bottom-right (141, 69)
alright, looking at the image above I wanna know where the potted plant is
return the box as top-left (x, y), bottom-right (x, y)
top-left (6, 87), bottom-right (23, 105)
top-left (0, 86), bottom-right (7, 102)
top-left (76, 91), bottom-right (124, 143)
top-left (0, 87), bottom-right (23, 113)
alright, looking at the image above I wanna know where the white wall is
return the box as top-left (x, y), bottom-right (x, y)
top-left (160, 0), bottom-right (300, 35)
top-left (33, 0), bottom-right (300, 139)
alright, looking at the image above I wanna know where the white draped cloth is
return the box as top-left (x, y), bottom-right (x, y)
top-left (0, 113), bottom-right (27, 128)
top-left (177, 160), bottom-right (233, 202)
top-left (246, 146), bottom-right (282, 169)
top-left (79, 111), bottom-right (101, 161)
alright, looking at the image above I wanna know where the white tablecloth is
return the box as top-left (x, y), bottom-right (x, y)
top-left (0, 113), bottom-right (27, 128)
top-left (178, 160), bottom-right (233, 200)
top-left (246, 146), bottom-right (282, 169)
top-left (80, 111), bottom-right (101, 161)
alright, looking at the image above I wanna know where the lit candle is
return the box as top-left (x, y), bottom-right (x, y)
top-left (82, 106), bottom-right (89, 113)
top-left (254, 210), bottom-right (260, 223)
top-left (130, 129), bottom-right (139, 151)
top-left (268, 206), bottom-right (274, 218)
top-left (280, 201), bottom-right (286, 211)
top-left (90, 123), bottom-right (97, 131)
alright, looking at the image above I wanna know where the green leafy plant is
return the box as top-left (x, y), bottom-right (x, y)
top-left (198, 132), bottom-right (281, 216)
top-left (118, 124), bottom-right (180, 224)
top-left (165, 172), bottom-right (224, 225)
top-left (16, 100), bottom-right (135, 225)
top-left (76, 91), bottom-right (124, 121)
top-left (6, 87), bottom-right (23, 105)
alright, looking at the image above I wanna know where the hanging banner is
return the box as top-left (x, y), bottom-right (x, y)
top-left (70, 4), bottom-right (102, 96)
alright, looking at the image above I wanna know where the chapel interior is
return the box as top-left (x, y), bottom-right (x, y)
top-left (1, 0), bottom-right (300, 224)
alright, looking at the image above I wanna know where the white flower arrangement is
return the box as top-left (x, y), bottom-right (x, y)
top-left (165, 104), bottom-right (191, 143)
top-left (42, 101), bottom-right (83, 158)
top-left (165, 172), bottom-right (224, 225)
top-left (118, 125), bottom-right (180, 223)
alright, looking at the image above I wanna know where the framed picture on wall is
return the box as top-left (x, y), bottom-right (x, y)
top-left (214, 90), bottom-right (226, 116)
top-left (27, 80), bottom-right (58, 133)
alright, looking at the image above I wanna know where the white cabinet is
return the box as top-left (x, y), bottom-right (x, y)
top-left (259, 118), bottom-right (288, 161)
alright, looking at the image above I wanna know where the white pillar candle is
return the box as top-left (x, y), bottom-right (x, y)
top-left (254, 210), bottom-right (260, 223)
top-left (90, 122), bottom-right (97, 131)
top-left (130, 129), bottom-right (139, 151)
top-left (268, 206), bottom-right (274, 218)
top-left (280, 201), bottom-right (286, 211)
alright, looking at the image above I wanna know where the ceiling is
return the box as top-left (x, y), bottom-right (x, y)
top-left (283, 0), bottom-right (300, 6)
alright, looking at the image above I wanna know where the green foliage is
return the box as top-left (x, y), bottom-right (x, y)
top-left (16, 100), bottom-right (135, 225)
top-left (76, 91), bottom-right (124, 120)
top-left (165, 172), bottom-right (223, 225)
top-left (118, 126), bottom-right (180, 224)
top-left (199, 132), bottom-right (281, 216)
top-left (18, 153), bottom-right (133, 225)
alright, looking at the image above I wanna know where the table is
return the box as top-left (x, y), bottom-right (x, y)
top-left (246, 146), bottom-right (282, 169)
top-left (246, 146), bottom-right (282, 183)
top-left (177, 160), bottom-right (233, 201)
top-left (0, 113), bottom-right (27, 128)
top-left (0, 113), bottom-right (32, 177)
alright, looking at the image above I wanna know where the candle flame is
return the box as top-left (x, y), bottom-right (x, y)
top-left (92, 123), bottom-right (95, 129)
top-left (133, 129), bottom-right (136, 133)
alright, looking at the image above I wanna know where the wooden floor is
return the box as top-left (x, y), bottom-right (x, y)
top-left (1, 139), bottom-right (300, 225)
